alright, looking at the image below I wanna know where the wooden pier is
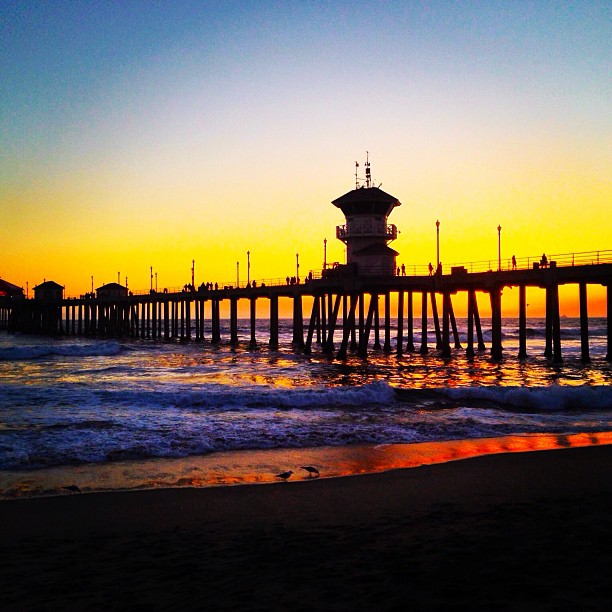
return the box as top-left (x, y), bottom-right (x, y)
top-left (2, 262), bottom-right (612, 363)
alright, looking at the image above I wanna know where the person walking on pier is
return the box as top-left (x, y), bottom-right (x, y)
top-left (401, 263), bottom-right (406, 276)
top-left (541, 253), bottom-right (548, 268)
top-left (428, 262), bottom-right (434, 276)
top-left (512, 255), bottom-right (517, 270)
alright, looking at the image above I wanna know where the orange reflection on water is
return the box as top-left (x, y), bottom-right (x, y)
top-left (2, 432), bottom-right (611, 498)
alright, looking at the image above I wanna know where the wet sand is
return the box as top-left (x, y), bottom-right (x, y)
top-left (1, 444), bottom-right (611, 610)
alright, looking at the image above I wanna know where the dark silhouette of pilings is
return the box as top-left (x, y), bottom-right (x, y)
top-left (3, 263), bottom-right (612, 364)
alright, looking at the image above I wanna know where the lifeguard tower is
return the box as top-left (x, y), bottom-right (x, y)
top-left (332, 155), bottom-right (400, 276)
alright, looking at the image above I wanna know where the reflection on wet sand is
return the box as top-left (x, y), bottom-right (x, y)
top-left (2, 431), bottom-right (611, 499)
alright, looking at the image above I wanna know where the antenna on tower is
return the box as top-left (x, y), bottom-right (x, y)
top-left (355, 160), bottom-right (360, 189)
top-left (365, 151), bottom-right (371, 188)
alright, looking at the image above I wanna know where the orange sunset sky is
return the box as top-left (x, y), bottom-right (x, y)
top-left (1, 1), bottom-right (610, 316)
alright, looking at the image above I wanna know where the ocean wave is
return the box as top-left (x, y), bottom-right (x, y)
top-left (0, 341), bottom-right (124, 360)
top-left (437, 385), bottom-right (612, 412)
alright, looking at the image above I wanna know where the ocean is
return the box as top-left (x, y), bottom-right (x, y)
top-left (1, 317), bottom-right (611, 497)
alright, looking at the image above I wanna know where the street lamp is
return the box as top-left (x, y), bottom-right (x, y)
top-left (436, 220), bottom-right (440, 268)
top-left (91, 276), bottom-right (94, 294)
top-left (192, 259), bottom-right (195, 288)
top-left (236, 261), bottom-right (240, 287)
top-left (296, 252), bottom-right (300, 283)
top-left (155, 272), bottom-right (158, 292)
top-left (323, 239), bottom-right (327, 270)
top-left (497, 225), bottom-right (502, 272)
top-left (247, 250), bottom-right (250, 285)
top-left (150, 266), bottom-right (153, 292)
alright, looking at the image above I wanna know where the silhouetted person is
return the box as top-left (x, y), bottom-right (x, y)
top-left (512, 255), bottom-right (517, 269)
top-left (397, 266), bottom-right (400, 276)
top-left (428, 262), bottom-right (434, 275)
top-left (286, 276), bottom-right (290, 285)
top-left (541, 253), bottom-right (548, 268)
top-left (401, 263), bottom-right (405, 276)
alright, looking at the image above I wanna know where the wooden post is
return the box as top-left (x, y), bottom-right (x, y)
top-left (474, 294), bottom-right (486, 351)
top-left (431, 293), bottom-right (441, 349)
top-left (420, 291), bottom-right (428, 354)
top-left (249, 297), bottom-right (257, 349)
top-left (449, 296), bottom-right (461, 348)
top-left (230, 298), bottom-right (238, 346)
top-left (441, 292), bottom-right (451, 358)
top-left (490, 288), bottom-right (503, 360)
top-left (406, 291), bottom-right (415, 352)
top-left (606, 285), bottom-right (612, 361)
top-left (350, 295), bottom-right (358, 351)
top-left (518, 285), bottom-right (527, 359)
top-left (320, 294), bottom-right (327, 346)
top-left (358, 293), bottom-right (365, 350)
top-left (383, 292), bottom-right (392, 352)
top-left (164, 300), bottom-right (170, 340)
top-left (358, 293), bottom-right (376, 358)
top-left (303, 295), bottom-right (319, 354)
top-left (325, 294), bottom-right (342, 354)
top-left (269, 295), bottom-right (279, 349)
top-left (211, 299), bottom-right (221, 344)
top-left (372, 294), bottom-right (381, 350)
top-left (466, 289), bottom-right (475, 358)
top-left (292, 294), bottom-right (304, 348)
top-left (579, 282), bottom-right (589, 363)
top-left (337, 294), bottom-right (357, 359)
top-left (396, 290), bottom-right (404, 357)
top-left (551, 284), bottom-right (562, 364)
top-left (544, 287), bottom-right (553, 358)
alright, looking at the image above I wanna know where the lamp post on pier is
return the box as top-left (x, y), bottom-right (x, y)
top-left (436, 220), bottom-right (440, 268)
top-left (192, 259), bottom-right (195, 288)
top-left (155, 273), bottom-right (158, 292)
top-left (247, 251), bottom-right (250, 285)
top-left (323, 239), bottom-right (327, 270)
top-left (497, 225), bottom-right (502, 272)
top-left (91, 276), bottom-right (94, 294)
top-left (236, 261), bottom-right (240, 288)
top-left (296, 252), bottom-right (300, 283)
top-left (150, 266), bottom-right (153, 292)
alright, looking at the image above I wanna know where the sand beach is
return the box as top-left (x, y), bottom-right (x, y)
top-left (1, 444), bottom-right (611, 610)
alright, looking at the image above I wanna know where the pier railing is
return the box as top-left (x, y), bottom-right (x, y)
top-left (58, 249), bottom-right (612, 299)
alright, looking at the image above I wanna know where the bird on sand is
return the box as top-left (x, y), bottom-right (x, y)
top-left (276, 470), bottom-right (293, 482)
top-left (62, 485), bottom-right (82, 494)
top-left (300, 466), bottom-right (320, 478)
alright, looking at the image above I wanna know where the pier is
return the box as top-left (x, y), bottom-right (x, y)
top-left (2, 160), bottom-right (611, 363)
top-left (2, 256), bottom-right (612, 364)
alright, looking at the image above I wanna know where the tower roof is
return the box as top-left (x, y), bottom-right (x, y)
top-left (332, 186), bottom-right (400, 216)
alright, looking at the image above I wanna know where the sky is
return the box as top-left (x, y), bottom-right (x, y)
top-left (1, 0), bottom-right (610, 315)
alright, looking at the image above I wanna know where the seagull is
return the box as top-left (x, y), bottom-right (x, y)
top-left (300, 466), bottom-right (320, 478)
top-left (276, 470), bottom-right (293, 482)
top-left (62, 485), bottom-right (82, 495)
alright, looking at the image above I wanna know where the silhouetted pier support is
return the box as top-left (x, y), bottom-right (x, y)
top-left (406, 291), bottom-right (415, 352)
top-left (249, 297), bottom-right (257, 349)
top-left (431, 293), bottom-right (441, 349)
top-left (579, 283), bottom-right (590, 363)
top-left (396, 290), bottom-right (404, 357)
top-left (269, 296), bottom-right (279, 349)
top-left (420, 291), bottom-right (428, 354)
top-left (292, 295), bottom-right (304, 348)
top-left (441, 292), bottom-right (451, 358)
top-left (544, 284), bottom-right (563, 363)
top-left (518, 285), bottom-right (527, 359)
top-left (490, 287), bottom-right (503, 360)
top-left (606, 285), bottom-right (612, 362)
top-left (384, 293), bottom-right (392, 353)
